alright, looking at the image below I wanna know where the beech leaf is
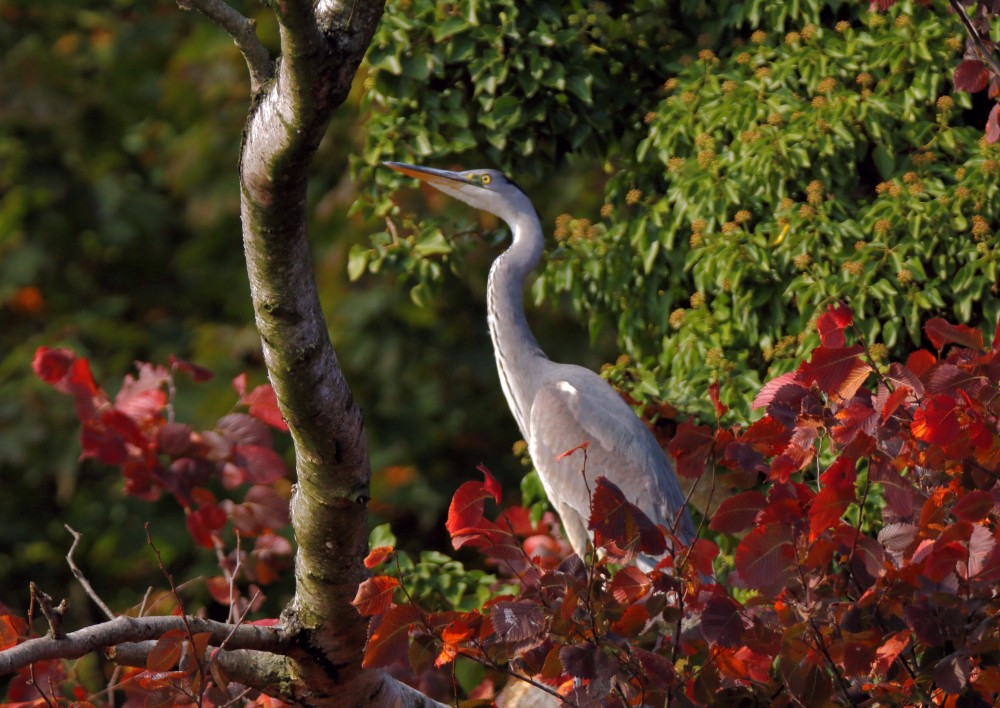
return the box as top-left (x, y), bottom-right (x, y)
top-left (362, 604), bottom-right (420, 668)
top-left (911, 394), bottom-right (960, 444)
top-left (667, 421), bottom-right (715, 478)
top-left (798, 345), bottom-right (872, 401)
top-left (351, 575), bottom-right (399, 616)
top-left (489, 600), bottom-right (546, 648)
top-left (446, 481), bottom-right (491, 537)
top-left (588, 476), bottom-right (665, 560)
top-left (608, 566), bottom-right (651, 604)
top-left (816, 303), bottom-right (852, 348)
top-left (734, 523), bottom-right (794, 594)
top-left (701, 595), bottom-right (744, 648)
top-left (709, 491), bottom-right (767, 534)
top-left (924, 317), bottom-right (984, 351)
top-left (364, 546), bottom-right (395, 568)
top-left (954, 59), bottom-right (989, 93)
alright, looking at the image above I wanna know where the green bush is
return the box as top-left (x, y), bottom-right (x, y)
top-left (357, 0), bottom-right (1000, 422)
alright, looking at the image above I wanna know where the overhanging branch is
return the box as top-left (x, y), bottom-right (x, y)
top-left (0, 615), bottom-right (287, 675)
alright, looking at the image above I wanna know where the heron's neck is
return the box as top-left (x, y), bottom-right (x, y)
top-left (487, 209), bottom-right (548, 437)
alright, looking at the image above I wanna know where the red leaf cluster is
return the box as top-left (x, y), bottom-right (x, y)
top-left (359, 306), bottom-right (1000, 705)
top-left (32, 348), bottom-right (291, 550)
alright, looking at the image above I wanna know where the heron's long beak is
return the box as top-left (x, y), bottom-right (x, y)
top-left (383, 161), bottom-right (475, 189)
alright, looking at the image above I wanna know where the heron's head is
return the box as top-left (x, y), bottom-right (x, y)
top-left (384, 161), bottom-right (533, 226)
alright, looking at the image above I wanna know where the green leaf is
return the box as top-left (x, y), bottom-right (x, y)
top-left (872, 144), bottom-right (895, 180)
top-left (347, 244), bottom-right (371, 281)
top-left (369, 523), bottom-right (397, 550)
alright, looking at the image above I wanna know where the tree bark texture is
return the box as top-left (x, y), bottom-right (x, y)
top-left (235, 0), bottom-right (436, 704)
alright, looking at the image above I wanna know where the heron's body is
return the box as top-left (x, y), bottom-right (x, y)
top-left (385, 162), bottom-right (695, 566)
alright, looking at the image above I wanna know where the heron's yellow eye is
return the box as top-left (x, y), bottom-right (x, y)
top-left (480, 174), bottom-right (492, 185)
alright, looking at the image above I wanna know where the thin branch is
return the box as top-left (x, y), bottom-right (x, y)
top-left (64, 525), bottom-right (115, 621)
top-left (0, 614), bottom-right (288, 675)
top-left (29, 584), bottom-right (68, 640)
top-left (182, 0), bottom-right (274, 93)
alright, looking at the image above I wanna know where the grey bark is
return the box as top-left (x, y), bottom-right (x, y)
top-left (0, 1), bottom-right (448, 705)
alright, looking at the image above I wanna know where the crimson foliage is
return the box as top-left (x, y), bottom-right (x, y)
top-left (358, 306), bottom-right (1000, 706)
top-left (1, 349), bottom-right (294, 706)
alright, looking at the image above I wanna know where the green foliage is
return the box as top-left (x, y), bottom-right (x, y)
top-left (360, 0), bottom-right (1000, 424)
top-left (556, 3), bottom-right (1000, 419)
top-left (368, 524), bottom-right (513, 612)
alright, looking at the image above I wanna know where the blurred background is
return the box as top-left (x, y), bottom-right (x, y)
top-left (0, 0), bottom-right (606, 631)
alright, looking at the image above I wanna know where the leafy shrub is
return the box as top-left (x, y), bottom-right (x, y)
top-left (358, 306), bottom-right (1000, 706)
top-left (356, 0), bottom-right (1000, 423)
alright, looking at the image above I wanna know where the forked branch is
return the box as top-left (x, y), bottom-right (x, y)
top-left (180, 0), bottom-right (274, 92)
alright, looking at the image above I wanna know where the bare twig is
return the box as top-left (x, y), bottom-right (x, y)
top-left (180, 0), bottom-right (274, 93)
top-left (29, 583), bottom-right (68, 640)
top-left (144, 523), bottom-right (207, 700)
top-left (64, 525), bottom-right (115, 621)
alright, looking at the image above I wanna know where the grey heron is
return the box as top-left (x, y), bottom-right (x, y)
top-left (384, 162), bottom-right (697, 568)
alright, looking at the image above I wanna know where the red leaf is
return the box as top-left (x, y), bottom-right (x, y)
top-left (169, 355), bottom-right (214, 382)
top-left (446, 481), bottom-right (491, 538)
top-left (872, 630), bottom-right (911, 675)
top-left (186, 506), bottom-right (224, 549)
top-left (588, 476), bottom-right (666, 560)
top-left (608, 566), bottom-right (652, 604)
top-left (0, 614), bottom-right (28, 650)
top-left (240, 383), bottom-right (288, 431)
top-left (687, 538), bottom-right (720, 577)
top-left (146, 632), bottom-right (185, 671)
top-left (906, 349), bottom-right (936, 378)
top-left (489, 600), bottom-right (546, 649)
top-left (559, 642), bottom-right (617, 684)
top-left (809, 487), bottom-right (848, 541)
top-left (933, 652), bottom-right (971, 695)
top-left (751, 371), bottom-right (803, 410)
top-left (709, 491), bottom-right (767, 533)
top-left (633, 648), bottom-right (675, 689)
top-left (954, 59), bottom-right (989, 93)
top-left (798, 345), bottom-right (872, 400)
top-left (880, 385), bottom-right (912, 423)
top-left (708, 381), bottom-right (729, 418)
top-left (115, 363), bottom-right (169, 424)
top-left (232, 444), bottom-right (287, 485)
top-left (809, 457), bottom-right (857, 539)
top-left (952, 490), bottom-right (996, 523)
top-left (739, 415), bottom-right (792, 455)
top-left (364, 546), bottom-right (395, 568)
top-left (227, 485), bottom-right (290, 536)
top-left (476, 464), bottom-right (502, 504)
top-left (701, 595), bottom-right (744, 648)
top-left (816, 303), bottom-right (852, 348)
top-left (911, 394), bottom-right (960, 444)
top-left (32, 346), bottom-right (76, 384)
top-left (987, 103), bottom-right (1000, 144)
top-left (362, 603), bottom-right (420, 668)
top-left (611, 603), bottom-right (649, 636)
top-left (734, 523), bottom-right (795, 594)
top-left (205, 576), bottom-right (233, 605)
top-left (924, 317), bottom-right (984, 351)
top-left (232, 373), bottom-right (247, 397)
top-left (352, 576), bottom-right (399, 616)
top-left (667, 422), bottom-right (716, 478)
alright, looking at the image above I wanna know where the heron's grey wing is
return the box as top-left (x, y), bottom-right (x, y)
top-left (528, 367), bottom-right (695, 546)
